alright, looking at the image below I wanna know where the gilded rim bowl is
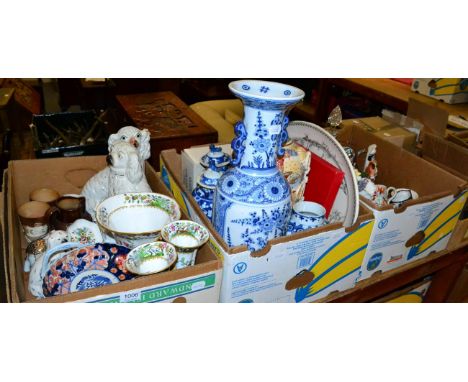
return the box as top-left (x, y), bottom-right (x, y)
top-left (95, 193), bottom-right (181, 248)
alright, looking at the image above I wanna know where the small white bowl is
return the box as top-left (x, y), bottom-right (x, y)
top-left (95, 193), bottom-right (181, 249)
top-left (125, 241), bottom-right (178, 275)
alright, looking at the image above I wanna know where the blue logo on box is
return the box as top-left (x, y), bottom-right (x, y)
top-left (367, 253), bottom-right (383, 271)
top-left (378, 218), bottom-right (389, 229)
top-left (233, 262), bottom-right (247, 274)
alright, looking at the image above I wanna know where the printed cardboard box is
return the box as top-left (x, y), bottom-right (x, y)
top-left (419, 131), bottom-right (468, 250)
top-left (411, 78), bottom-right (468, 104)
top-left (336, 126), bottom-right (467, 281)
top-left (4, 156), bottom-right (222, 303)
top-left (160, 149), bottom-right (375, 303)
top-left (374, 278), bottom-right (432, 303)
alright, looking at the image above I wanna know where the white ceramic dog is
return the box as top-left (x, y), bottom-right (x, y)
top-left (108, 126), bottom-right (151, 161)
top-left (81, 141), bottom-right (152, 218)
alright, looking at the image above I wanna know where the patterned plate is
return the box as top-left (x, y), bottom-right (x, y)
top-left (42, 243), bottom-right (134, 297)
top-left (287, 120), bottom-right (359, 227)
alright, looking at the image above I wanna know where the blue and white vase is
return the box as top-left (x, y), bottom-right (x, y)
top-left (212, 80), bottom-right (305, 251)
top-left (192, 162), bottom-right (223, 220)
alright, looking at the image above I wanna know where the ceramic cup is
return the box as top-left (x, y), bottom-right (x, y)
top-left (161, 220), bottom-right (210, 269)
top-left (287, 201), bottom-right (326, 234)
top-left (125, 241), bottom-right (178, 276)
top-left (17, 201), bottom-right (56, 242)
top-left (29, 188), bottom-right (60, 205)
top-left (386, 187), bottom-right (419, 207)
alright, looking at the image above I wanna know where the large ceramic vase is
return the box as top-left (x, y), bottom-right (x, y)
top-left (212, 80), bottom-right (305, 251)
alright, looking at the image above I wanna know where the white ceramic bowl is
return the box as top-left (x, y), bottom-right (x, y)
top-left (95, 193), bottom-right (181, 249)
top-left (125, 241), bottom-right (178, 275)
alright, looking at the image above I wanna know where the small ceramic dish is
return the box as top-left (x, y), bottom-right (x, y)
top-left (42, 243), bottom-right (134, 297)
top-left (95, 193), bottom-right (181, 249)
top-left (67, 219), bottom-right (103, 245)
top-left (125, 241), bottom-right (178, 275)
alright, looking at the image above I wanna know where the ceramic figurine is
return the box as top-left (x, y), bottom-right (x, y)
top-left (200, 144), bottom-right (231, 171)
top-left (81, 141), bottom-right (152, 218)
top-left (212, 80), bottom-right (305, 251)
top-left (363, 144), bottom-right (378, 181)
top-left (161, 220), bottom-right (210, 269)
top-left (276, 140), bottom-right (311, 204)
top-left (192, 162), bottom-right (223, 220)
top-left (108, 126), bottom-right (151, 161)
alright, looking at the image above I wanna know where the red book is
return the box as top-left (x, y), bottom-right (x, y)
top-left (303, 153), bottom-right (345, 218)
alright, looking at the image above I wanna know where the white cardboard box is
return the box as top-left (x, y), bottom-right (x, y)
top-left (160, 149), bottom-right (375, 303)
top-left (335, 125), bottom-right (468, 281)
top-left (359, 193), bottom-right (467, 279)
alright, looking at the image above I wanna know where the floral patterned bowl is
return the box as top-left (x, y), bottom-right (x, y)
top-left (95, 193), bottom-right (181, 249)
top-left (42, 243), bottom-right (134, 297)
top-left (125, 241), bottom-right (178, 275)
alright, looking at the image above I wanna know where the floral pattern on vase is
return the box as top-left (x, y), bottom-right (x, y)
top-left (212, 80), bottom-right (305, 251)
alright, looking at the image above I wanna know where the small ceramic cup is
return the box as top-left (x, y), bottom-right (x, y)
top-left (29, 188), bottom-right (60, 205)
top-left (386, 187), bottom-right (419, 207)
top-left (161, 220), bottom-right (210, 269)
top-left (17, 201), bottom-right (55, 242)
top-left (287, 201), bottom-right (326, 234)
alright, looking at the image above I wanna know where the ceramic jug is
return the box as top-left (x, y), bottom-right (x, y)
top-left (50, 195), bottom-right (92, 231)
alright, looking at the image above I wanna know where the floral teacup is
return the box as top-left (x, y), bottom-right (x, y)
top-left (161, 220), bottom-right (210, 269)
top-left (287, 201), bottom-right (326, 234)
top-left (125, 241), bottom-right (178, 275)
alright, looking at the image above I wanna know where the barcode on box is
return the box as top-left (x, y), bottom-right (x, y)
top-left (297, 255), bottom-right (313, 268)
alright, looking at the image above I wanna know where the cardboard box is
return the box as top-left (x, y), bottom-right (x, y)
top-left (336, 126), bottom-right (467, 281)
top-left (3, 156), bottom-right (222, 303)
top-left (160, 149), bottom-right (375, 303)
top-left (181, 143), bottom-right (232, 192)
top-left (374, 278), bottom-right (432, 303)
top-left (412, 78), bottom-right (468, 104)
top-left (374, 127), bottom-right (417, 151)
top-left (419, 132), bottom-right (468, 250)
top-left (447, 130), bottom-right (468, 149)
